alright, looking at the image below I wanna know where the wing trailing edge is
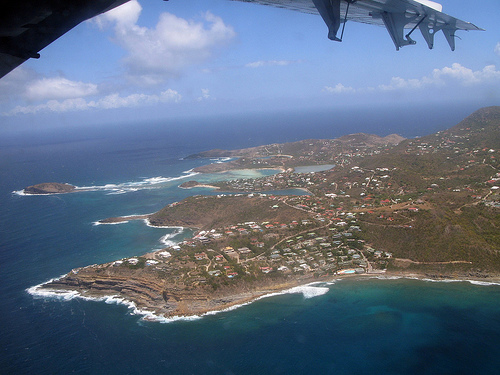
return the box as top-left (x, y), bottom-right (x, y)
top-left (235, 0), bottom-right (483, 51)
top-left (0, 0), bottom-right (485, 80)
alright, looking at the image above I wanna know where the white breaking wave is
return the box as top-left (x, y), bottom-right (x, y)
top-left (373, 275), bottom-right (406, 281)
top-left (371, 275), bottom-right (500, 287)
top-left (287, 284), bottom-right (332, 298)
top-left (421, 278), bottom-right (500, 287)
top-left (12, 190), bottom-right (28, 196)
top-left (31, 274), bottom-right (500, 325)
top-left (27, 279), bottom-right (333, 324)
top-left (12, 185), bottom-right (74, 196)
top-left (27, 280), bottom-right (167, 321)
top-left (256, 282), bottom-right (332, 301)
top-left (106, 190), bottom-right (135, 195)
top-left (159, 227), bottom-right (186, 247)
top-left (14, 170), bottom-right (199, 196)
top-left (184, 282), bottom-right (333, 323)
top-left (77, 171), bottom-right (200, 194)
top-left (27, 275), bottom-right (78, 300)
top-left (92, 214), bottom-right (156, 226)
top-left (466, 280), bottom-right (500, 286)
top-left (144, 219), bottom-right (180, 229)
top-left (210, 157), bottom-right (232, 164)
top-left (93, 220), bottom-right (128, 226)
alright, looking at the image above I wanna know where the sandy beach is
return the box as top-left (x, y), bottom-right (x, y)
top-left (178, 183), bottom-right (220, 190)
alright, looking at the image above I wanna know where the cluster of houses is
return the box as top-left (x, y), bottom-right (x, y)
top-left (139, 210), bottom-right (387, 282)
top-left (87, 124), bottom-right (500, 290)
top-left (214, 139), bottom-right (395, 194)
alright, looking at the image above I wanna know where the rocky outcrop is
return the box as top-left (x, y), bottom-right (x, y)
top-left (98, 215), bottom-right (149, 224)
top-left (24, 182), bottom-right (76, 195)
top-left (40, 265), bottom-right (306, 318)
top-left (179, 180), bottom-right (201, 188)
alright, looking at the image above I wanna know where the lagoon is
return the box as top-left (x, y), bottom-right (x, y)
top-left (294, 164), bottom-right (336, 173)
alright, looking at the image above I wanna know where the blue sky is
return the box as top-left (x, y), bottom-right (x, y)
top-left (0, 0), bottom-right (499, 131)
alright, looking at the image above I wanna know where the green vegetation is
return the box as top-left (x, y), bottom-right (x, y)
top-left (149, 195), bottom-right (311, 230)
top-left (46, 107), bottom-right (500, 312)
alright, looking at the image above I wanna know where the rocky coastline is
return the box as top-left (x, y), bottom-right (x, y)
top-left (35, 266), bottom-right (321, 319)
top-left (24, 108), bottom-right (500, 321)
top-left (34, 269), bottom-right (500, 321)
top-left (97, 215), bottom-right (150, 225)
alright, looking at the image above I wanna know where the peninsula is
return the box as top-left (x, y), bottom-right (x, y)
top-left (178, 180), bottom-right (220, 190)
top-left (187, 133), bottom-right (405, 173)
top-left (34, 107), bottom-right (500, 319)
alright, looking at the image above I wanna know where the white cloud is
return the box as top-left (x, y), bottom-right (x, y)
top-left (379, 63), bottom-right (500, 91)
top-left (323, 83), bottom-right (355, 94)
top-left (98, 2), bottom-right (235, 84)
top-left (0, 67), bottom-right (39, 100)
top-left (7, 98), bottom-right (89, 115)
top-left (2, 2), bottom-right (234, 116)
top-left (97, 93), bottom-right (158, 109)
top-left (378, 76), bottom-right (430, 91)
top-left (5, 90), bottom-right (181, 115)
top-left (322, 63), bottom-right (500, 101)
top-left (245, 60), bottom-right (296, 68)
top-left (25, 77), bottom-right (98, 101)
top-left (160, 89), bottom-right (182, 102)
top-left (495, 42), bottom-right (500, 56)
top-left (432, 64), bottom-right (500, 85)
top-left (197, 88), bottom-right (212, 101)
top-left (97, 0), bottom-right (142, 29)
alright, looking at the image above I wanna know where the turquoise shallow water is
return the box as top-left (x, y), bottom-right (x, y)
top-left (11, 277), bottom-right (500, 375)
top-left (1, 116), bottom-right (500, 374)
top-left (294, 164), bottom-right (336, 173)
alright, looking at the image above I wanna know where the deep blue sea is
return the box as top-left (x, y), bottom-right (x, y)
top-left (2, 107), bottom-right (500, 374)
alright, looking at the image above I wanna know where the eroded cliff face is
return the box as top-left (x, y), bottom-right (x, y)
top-left (40, 265), bottom-right (302, 318)
top-left (44, 268), bottom-right (168, 311)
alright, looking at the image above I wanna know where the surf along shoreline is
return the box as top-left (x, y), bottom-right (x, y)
top-left (21, 116), bottom-right (500, 323)
top-left (28, 271), bottom-right (500, 323)
top-left (26, 173), bottom-right (500, 323)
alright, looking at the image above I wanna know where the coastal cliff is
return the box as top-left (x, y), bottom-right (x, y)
top-left (148, 195), bottom-right (312, 229)
top-left (41, 265), bottom-right (309, 318)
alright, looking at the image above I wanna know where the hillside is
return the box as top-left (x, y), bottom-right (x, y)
top-left (440, 106), bottom-right (500, 149)
top-left (208, 107), bottom-right (500, 273)
top-left (148, 194), bottom-right (312, 230)
top-left (187, 133), bottom-right (405, 173)
top-left (39, 107), bottom-right (500, 319)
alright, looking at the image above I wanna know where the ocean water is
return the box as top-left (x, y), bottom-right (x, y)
top-left (2, 108), bottom-right (500, 374)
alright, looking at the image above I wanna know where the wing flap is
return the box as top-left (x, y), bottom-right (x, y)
top-left (233, 0), bottom-right (483, 50)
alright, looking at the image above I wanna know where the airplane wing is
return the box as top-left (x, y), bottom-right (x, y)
top-left (0, 0), bottom-right (483, 80)
top-left (233, 0), bottom-right (483, 50)
top-left (0, 0), bottom-right (129, 79)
